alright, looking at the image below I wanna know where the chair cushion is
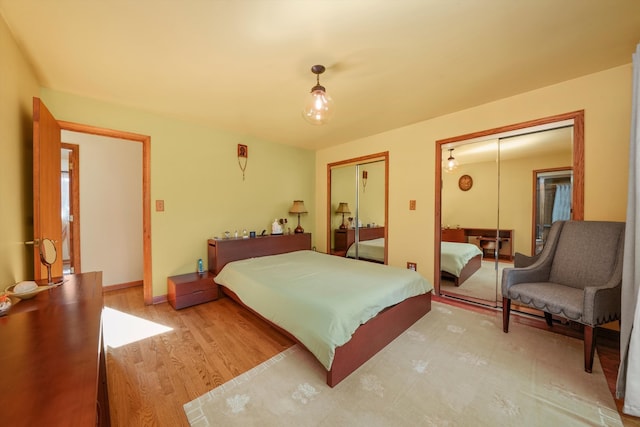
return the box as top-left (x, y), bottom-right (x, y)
top-left (507, 282), bottom-right (583, 321)
top-left (549, 221), bottom-right (623, 289)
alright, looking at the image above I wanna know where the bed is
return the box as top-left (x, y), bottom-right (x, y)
top-left (345, 237), bottom-right (385, 263)
top-left (207, 233), bottom-right (432, 387)
top-left (440, 228), bottom-right (483, 286)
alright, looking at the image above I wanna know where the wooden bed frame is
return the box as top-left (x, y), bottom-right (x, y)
top-left (207, 233), bottom-right (432, 387)
top-left (441, 228), bottom-right (482, 286)
top-left (441, 253), bottom-right (482, 286)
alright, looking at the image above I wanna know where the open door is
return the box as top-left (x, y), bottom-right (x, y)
top-left (33, 97), bottom-right (63, 280)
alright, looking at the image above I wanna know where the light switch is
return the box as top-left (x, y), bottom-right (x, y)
top-left (156, 200), bottom-right (165, 212)
top-left (409, 200), bottom-right (416, 210)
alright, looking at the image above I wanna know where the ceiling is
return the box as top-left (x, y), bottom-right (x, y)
top-left (2, 1), bottom-right (639, 151)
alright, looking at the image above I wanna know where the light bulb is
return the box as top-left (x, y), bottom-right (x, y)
top-left (302, 88), bottom-right (334, 125)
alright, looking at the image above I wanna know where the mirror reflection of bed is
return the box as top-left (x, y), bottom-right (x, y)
top-left (341, 226), bottom-right (385, 263)
top-left (439, 227), bottom-right (508, 302)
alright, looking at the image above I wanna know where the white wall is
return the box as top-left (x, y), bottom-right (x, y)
top-left (62, 131), bottom-right (143, 286)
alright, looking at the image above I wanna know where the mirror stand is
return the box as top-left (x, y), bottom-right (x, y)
top-left (39, 238), bottom-right (58, 285)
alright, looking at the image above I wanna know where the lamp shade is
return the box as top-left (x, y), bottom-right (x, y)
top-left (335, 202), bottom-right (351, 214)
top-left (289, 200), bottom-right (308, 214)
top-left (289, 200), bottom-right (307, 234)
top-left (302, 88), bottom-right (333, 125)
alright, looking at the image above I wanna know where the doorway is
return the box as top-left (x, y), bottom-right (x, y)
top-left (61, 143), bottom-right (80, 274)
top-left (60, 121), bottom-right (152, 303)
top-left (532, 168), bottom-right (573, 254)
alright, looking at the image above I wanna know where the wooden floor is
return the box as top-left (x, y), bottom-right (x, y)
top-left (104, 287), bottom-right (640, 426)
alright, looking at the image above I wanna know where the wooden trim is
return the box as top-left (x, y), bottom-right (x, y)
top-left (103, 280), bottom-right (143, 293)
top-left (434, 110), bottom-right (585, 299)
top-left (58, 121), bottom-right (153, 305)
top-left (61, 143), bottom-right (81, 273)
top-left (327, 152), bottom-right (389, 264)
top-left (152, 294), bottom-right (168, 305)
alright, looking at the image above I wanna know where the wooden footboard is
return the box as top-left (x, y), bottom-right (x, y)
top-left (327, 292), bottom-right (431, 387)
top-left (441, 253), bottom-right (482, 286)
top-left (221, 286), bottom-right (431, 387)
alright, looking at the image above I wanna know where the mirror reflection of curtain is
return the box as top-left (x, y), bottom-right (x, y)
top-left (551, 183), bottom-right (571, 222)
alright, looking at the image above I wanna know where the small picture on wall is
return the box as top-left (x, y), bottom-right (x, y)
top-left (238, 144), bottom-right (248, 158)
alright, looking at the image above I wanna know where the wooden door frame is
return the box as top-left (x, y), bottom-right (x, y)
top-left (434, 110), bottom-right (584, 302)
top-left (61, 142), bottom-right (81, 273)
top-left (58, 121), bottom-right (153, 305)
top-left (529, 167), bottom-right (573, 255)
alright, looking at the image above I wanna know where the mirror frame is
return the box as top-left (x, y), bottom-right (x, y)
top-left (434, 110), bottom-right (584, 298)
top-left (327, 152), bottom-right (389, 264)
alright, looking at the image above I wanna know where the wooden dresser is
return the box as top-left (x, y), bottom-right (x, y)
top-left (441, 227), bottom-right (513, 260)
top-left (0, 272), bottom-right (110, 426)
top-left (167, 271), bottom-right (219, 309)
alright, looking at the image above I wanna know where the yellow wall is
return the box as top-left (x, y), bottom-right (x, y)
top-left (0, 16), bottom-right (40, 287)
top-left (315, 65), bottom-right (631, 284)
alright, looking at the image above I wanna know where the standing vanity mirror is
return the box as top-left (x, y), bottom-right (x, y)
top-left (328, 152), bottom-right (388, 264)
top-left (435, 111), bottom-right (584, 307)
top-left (39, 238), bottom-right (58, 285)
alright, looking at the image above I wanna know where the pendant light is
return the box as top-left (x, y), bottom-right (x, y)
top-left (302, 64), bottom-right (333, 125)
top-left (444, 148), bottom-right (459, 172)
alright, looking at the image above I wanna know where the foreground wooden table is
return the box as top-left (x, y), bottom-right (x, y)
top-left (0, 271), bottom-right (109, 426)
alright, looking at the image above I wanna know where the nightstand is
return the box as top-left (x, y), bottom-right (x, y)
top-left (167, 271), bottom-right (219, 310)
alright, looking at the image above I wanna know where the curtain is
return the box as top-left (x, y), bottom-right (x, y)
top-left (551, 183), bottom-right (571, 222)
top-left (617, 42), bottom-right (640, 417)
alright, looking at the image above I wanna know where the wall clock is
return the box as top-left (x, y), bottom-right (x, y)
top-left (458, 174), bottom-right (473, 191)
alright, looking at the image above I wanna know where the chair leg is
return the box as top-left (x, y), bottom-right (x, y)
top-left (502, 298), bottom-right (511, 333)
top-left (584, 325), bottom-right (596, 373)
top-left (544, 312), bottom-right (553, 327)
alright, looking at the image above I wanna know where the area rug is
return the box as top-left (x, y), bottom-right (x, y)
top-left (441, 260), bottom-right (511, 302)
top-left (184, 302), bottom-right (622, 426)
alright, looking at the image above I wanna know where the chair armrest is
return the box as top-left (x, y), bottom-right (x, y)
top-left (582, 277), bottom-right (622, 326)
top-left (514, 252), bottom-right (540, 268)
top-left (501, 264), bottom-right (551, 297)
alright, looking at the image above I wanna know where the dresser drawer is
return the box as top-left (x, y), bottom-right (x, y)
top-left (167, 272), bottom-right (219, 310)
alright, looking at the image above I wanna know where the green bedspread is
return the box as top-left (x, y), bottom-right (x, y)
top-left (214, 250), bottom-right (433, 370)
top-left (345, 237), bottom-right (385, 262)
top-left (440, 241), bottom-right (483, 276)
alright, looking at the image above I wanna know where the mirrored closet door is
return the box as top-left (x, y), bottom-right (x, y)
top-left (434, 111), bottom-right (584, 308)
top-left (328, 153), bottom-right (388, 264)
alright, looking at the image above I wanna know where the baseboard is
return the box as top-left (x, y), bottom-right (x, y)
top-left (152, 294), bottom-right (168, 305)
top-left (103, 280), bottom-right (143, 293)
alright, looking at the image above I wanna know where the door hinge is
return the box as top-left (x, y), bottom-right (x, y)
top-left (69, 214), bottom-right (74, 222)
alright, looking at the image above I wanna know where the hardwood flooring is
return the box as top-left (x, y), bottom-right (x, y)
top-left (104, 287), bottom-right (640, 426)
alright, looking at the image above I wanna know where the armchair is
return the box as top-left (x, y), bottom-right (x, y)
top-left (502, 220), bottom-right (625, 373)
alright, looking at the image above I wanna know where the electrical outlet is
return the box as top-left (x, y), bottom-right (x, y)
top-left (156, 200), bottom-right (165, 212)
top-left (407, 262), bottom-right (417, 271)
top-left (409, 200), bottom-right (416, 210)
